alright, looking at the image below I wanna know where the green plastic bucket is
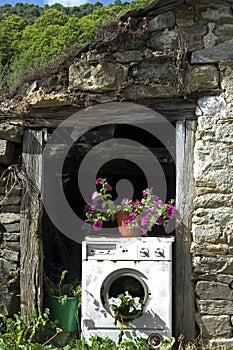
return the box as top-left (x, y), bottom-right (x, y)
top-left (49, 295), bottom-right (78, 332)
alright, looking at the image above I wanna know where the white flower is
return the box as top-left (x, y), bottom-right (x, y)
top-left (129, 306), bottom-right (134, 313)
top-left (133, 297), bottom-right (142, 310)
top-left (125, 291), bottom-right (132, 299)
top-left (108, 297), bottom-right (122, 307)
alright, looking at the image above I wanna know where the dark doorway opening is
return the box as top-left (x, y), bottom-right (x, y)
top-left (42, 122), bottom-right (176, 299)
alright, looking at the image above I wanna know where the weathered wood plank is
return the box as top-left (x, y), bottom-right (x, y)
top-left (174, 120), bottom-right (196, 341)
top-left (20, 129), bottom-right (43, 322)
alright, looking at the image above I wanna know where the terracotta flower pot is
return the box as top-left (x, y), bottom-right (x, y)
top-left (115, 212), bottom-right (142, 237)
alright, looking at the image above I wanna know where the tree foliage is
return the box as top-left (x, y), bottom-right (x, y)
top-left (0, 14), bottom-right (26, 66)
top-left (0, 0), bottom-right (153, 93)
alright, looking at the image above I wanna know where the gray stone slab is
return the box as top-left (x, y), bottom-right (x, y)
top-left (191, 39), bottom-right (233, 63)
top-left (4, 223), bottom-right (20, 233)
top-left (196, 281), bottom-right (233, 300)
top-left (148, 11), bottom-right (175, 31)
top-left (199, 315), bottom-right (232, 338)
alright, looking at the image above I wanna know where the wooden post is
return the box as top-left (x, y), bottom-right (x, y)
top-left (174, 120), bottom-right (197, 341)
top-left (20, 129), bottom-right (43, 322)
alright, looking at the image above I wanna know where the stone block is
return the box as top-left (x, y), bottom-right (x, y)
top-left (194, 167), bottom-right (233, 194)
top-left (149, 29), bottom-right (178, 50)
top-left (4, 242), bottom-right (20, 252)
top-left (193, 193), bottom-right (233, 209)
top-left (191, 243), bottom-right (229, 256)
top-left (4, 223), bottom-right (20, 233)
top-left (197, 96), bottom-right (225, 116)
top-left (210, 338), bottom-right (233, 350)
top-left (186, 65), bottom-right (219, 92)
top-left (0, 258), bottom-right (17, 273)
top-left (197, 300), bottom-right (233, 315)
top-left (3, 233), bottom-right (20, 241)
top-left (0, 213), bottom-right (20, 224)
top-left (2, 249), bottom-right (19, 262)
top-left (69, 62), bottom-right (128, 92)
top-left (192, 209), bottom-right (232, 228)
top-left (195, 256), bottom-right (233, 275)
top-left (200, 273), bottom-right (233, 284)
top-left (193, 207), bottom-right (233, 228)
top-left (0, 122), bottom-right (23, 144)
top-left (0, 140), bottom-right (15, 165)
top-left (196, 281), bottom-right (233, 300)
top-left (113, 51), bottom-right (143, 63)
top-left (131, 59), bottom-right (174, 82)
top-left (193, 147), bottom-right (229, 176)
top-left (191, 39), bottom-right (233, 63)
top-left (122, 83), bottom-right (176, 100)
top-left (215, 121), bottom-right (233, 142)
top-left (197, 315), bottom-right (232, 338)
top-left (180, 24), bottom-right (206, 50)
top-left (196, 4), bottom-right (233, 22)
top-left (192, 224), bottom-right (223, 244)
top-left (148, 11), bottom-right (175, 31)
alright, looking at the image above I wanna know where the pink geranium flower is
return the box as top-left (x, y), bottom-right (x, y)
top-left (166, 205), bottom-right (176, 219)
top-left (96, 178), bottom-right (103, 184)
top-left (93, 220), bottom-right (102, 231)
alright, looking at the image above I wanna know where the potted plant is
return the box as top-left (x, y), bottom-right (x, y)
top-left (84, 178), bottom-right (176, 236)
top-left (44, 269), bottom-right (82, 333)
top-left (108, 290), bottom-right (143, 326)
top-left (108, 291), bottom-right (144, 344)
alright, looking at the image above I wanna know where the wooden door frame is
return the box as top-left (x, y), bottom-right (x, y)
top-left (20, 129), bottom-right (44, 322)
top-left (174, 120), bottom-right (197, 341)
top-left (19, 107), bottom-right (197, 339)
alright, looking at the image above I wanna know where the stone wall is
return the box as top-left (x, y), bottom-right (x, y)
top-left (0, 122), bottom-right (23, 314)
top-left (192, 64), bottom-right (233, 347)
top-left (0, 0), bottom-right (233, 347)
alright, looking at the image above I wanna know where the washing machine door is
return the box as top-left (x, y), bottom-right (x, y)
top-left (100, 268), bottom-right (149, 320)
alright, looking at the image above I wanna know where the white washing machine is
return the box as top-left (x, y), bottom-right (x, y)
top-left (81, 236), bottom-right (174, 343)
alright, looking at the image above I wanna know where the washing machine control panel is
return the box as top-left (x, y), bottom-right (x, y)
top-left (84, 237), bottom-right (173, 260)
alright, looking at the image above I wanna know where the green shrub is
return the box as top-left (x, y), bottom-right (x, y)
top-left (0, 309), bottom-right (58, 350)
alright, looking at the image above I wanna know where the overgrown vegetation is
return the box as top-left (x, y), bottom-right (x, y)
top-left (0, 308), bottom-right (58, 349)
top-left (0, 0), bottom-right (153, 95)
top-left (0, 309), bottom-right (227, 349)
